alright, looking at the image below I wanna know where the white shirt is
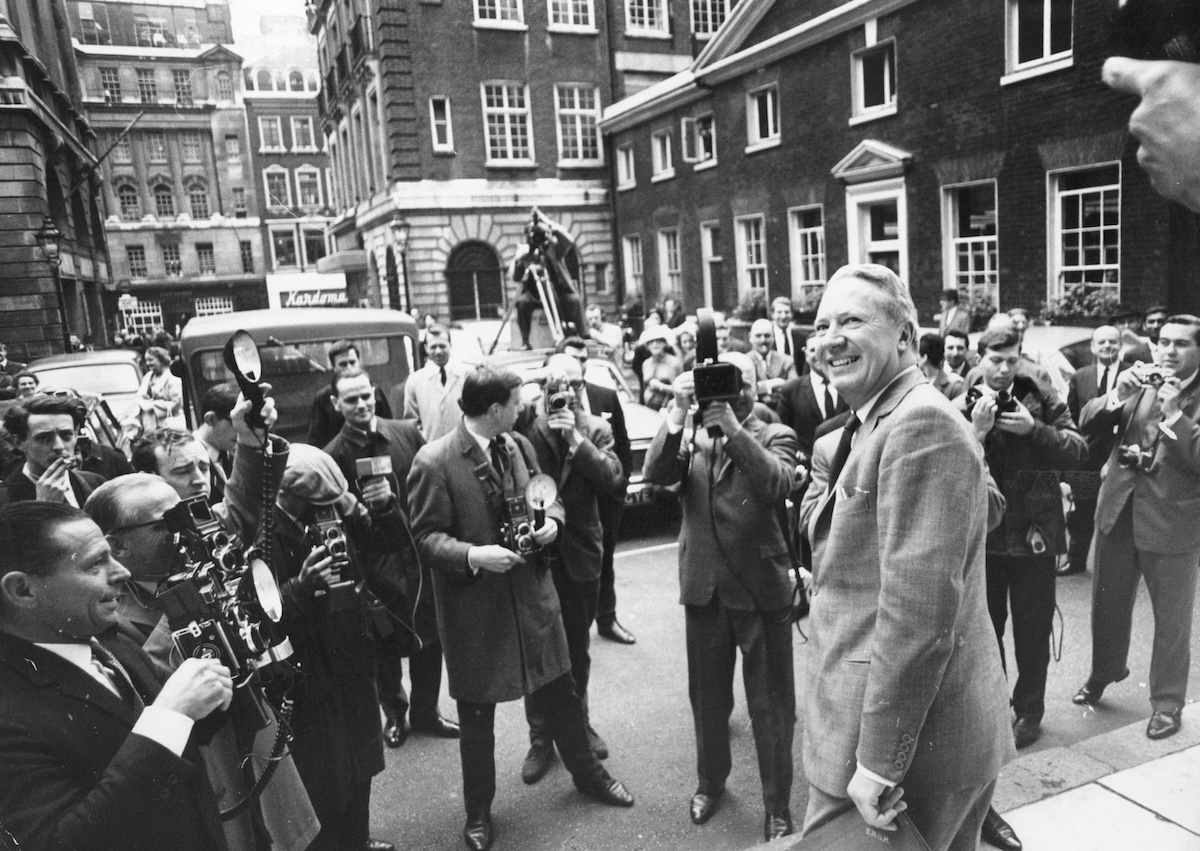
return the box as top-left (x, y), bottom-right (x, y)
top-left (773, 325), bottom-right (792, 357)
top-left (38, 642), bottom-right (193, 757)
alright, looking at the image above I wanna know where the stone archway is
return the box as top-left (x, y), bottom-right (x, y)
top-left (445, 240), bottom-right (504, 321)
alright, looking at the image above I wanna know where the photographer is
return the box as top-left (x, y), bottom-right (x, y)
top-left (515, 354), bottom-right (624, 784)
top-left (642, 352), bottom-right (797, 842)
top-left (956, 327), bottom-right (1085, 754)
top-left (1074, 316), bottom-right (1200, 741)
top-left (510, 208), bottom-right (585, 348)
top-left (274, 445), bottom-right (407, 851)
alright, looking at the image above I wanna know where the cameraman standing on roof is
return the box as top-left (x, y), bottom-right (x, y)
top-left (510, 208), bottom-right (585, 349)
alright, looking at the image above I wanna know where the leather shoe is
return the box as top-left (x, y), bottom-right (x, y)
top-left (1012, 716), bottom-right (1041, 750)
top-left (1147, 708), bottom-right (1182, 740)
top-left (981, 807), bottom-right (1022, 850)
top-left (598, 619), bottom-right (636, 645)
top-left (689, 789), bottom-right (722, 825)
top-left (521, 741), bottom-right (555, 784)
top-left (1056, 562), bottom-right (1086, 576)
top-left (574, 774), bottom-right (635, 807)
top-left (463, 811), bottom-right (494, 851)
top-left (411, 714), bottom-right (461, 739)
top-left (383, 717), bottom-right (406, 748)
top-left (362, 841), bottom-right (395, 851)
top-left (1072, 668), bottom-right (1130, 706)
top-left (763, 808), bottom-right (794, 841)
top-left (586, 724), bottom-right (609, 760)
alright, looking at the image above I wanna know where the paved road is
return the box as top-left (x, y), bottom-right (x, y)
top-left (369, 504), bottom-right (1200, 850)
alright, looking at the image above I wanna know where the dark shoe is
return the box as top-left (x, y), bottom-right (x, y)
top-left (1072, 668), bottom-right (1130, 706)
top-left (763, 808), bottom-right (794, 841)
top-left (575, 774), bottom-right (635, 807)
top-left (383, 717), bottom-right (406, 748)
top-left (586, 724), bottom-right (609, 760)
top-left (1147, 708), bottom-right (1182, 740)
top-left (1057, 562), bottom-right (1086, 576)
top-left (411, 714), bottom-right (461, 739)
top-left (463, 811), bottom-right (494, 851)
top-left (521, 741), bottom-right (555, 785)
top-left (689, 789), bottom-right (722, 825)
top-left (981, 807), bottom-right (1022, 850)
top-left (597, 619), bottom-right (636, 645)
top-left (1012, 716), bottom-right (1042, 750)
top-left (362, 841), bottom-right (396, 851)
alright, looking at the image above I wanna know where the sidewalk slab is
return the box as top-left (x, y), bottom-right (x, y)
top-left (1073, 703), bottom-right (1200, 773)
top-left (1003, 783), bottom-right (1200, 850)
top-left (1099, 745), bottom-right (1200, 836)
top-left (991, 746), bottom-right (1112, 812)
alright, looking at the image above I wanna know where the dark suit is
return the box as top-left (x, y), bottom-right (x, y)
top-left (323, 417), bottom-right (443, 728)
top-left (584, 381), bottom-right (632, 631)
top-left (1079, 374), bottom-right (1200, 712)
top-left (643, 413), bottom-right (797, 815)
top-left (0, 630), bottom-right (227, 851)
top-left (1066, 361), bottom-right (1125, 571)
top-left (307, 385), bottom-right (392, 448)
top-left (0, 466), bottom-right (104, 507)
top-left (777, 375), bottom-right (846, 460)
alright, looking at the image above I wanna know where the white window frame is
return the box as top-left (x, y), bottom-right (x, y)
top-left (1048, 163), bottom-right (1121, 302)
top-left (126, 245), bottom-right (147, 277)
top-left (745, 83), bottom-right (780, 153)
top-left (100, 67), bottom-right (121, 103)
top-left (554, 84), bottom-right (602, 166)
top-left (735, 215), bottom-right (768, 297)
top-left (700, 221), bottom-right (722, 307)
top-left (1003, 0), bottom-right (1073, 85)
top-left (691, 0), bottom-right (730, 39)
top-left (429, 96), bottom-right (454, 152)
top-left (258, 116), bottom-right (285, 153)
top-left (481, 82), bottom-right (535, 166)
top-left (788, 205), bottom-right (826, 298)
top-left (145, 131), bottom-right (167, 163)
top-left (295, 166), bottom-right (324, 209)
top-left (658, 228), bottom-right (682, 293)
top-left (263, 166), bottom-right (292, 210)
top-left (291, 116), bottom-right (317, 152)
top-left (474, 0), bottom-right (526, 30)
top-left (548, 0), bottom-right (595, 32)
top-left (121, 298), bottom-right (163, 335)
top-left (622, 234), bottom-right (644, 295)
top-left (180, 131), bottom-right (202, 163)
top-left (681, 113), bottom-right (717, 168)
top-left (941, 180), bottom-right (1000, 307)
top-left (161, 244), bottom-right (182, 277)
top-left (195, 295), bottom-right (234, 317)
top-left (845, 177), bottom-right (909, 285)
top-left (651, 129), bottom-right (674, 181)
top-left (196, 242), bottom-right (216, 275)
top-left (851, 38), bottom-right (897, 124)
top-left (269, 225), bottom-right (301, 270)
top-left (626, 0), bottom-right (669, 37)
top-left (616, 143), bottom-right (636, 190)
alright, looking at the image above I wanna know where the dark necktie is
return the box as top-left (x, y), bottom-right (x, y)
top-left (490, 437), bottom-right (508, 485)
top-left (1096, 366), bottom-right (1109, 398)
top-left (826, 414), bottom-right (862, 493)
top-left (89, 638), bottom-right (145, 713)
top-left (822, 384), bottom-right (835, 421)
top-left (781, 330), bottom-right (791, 357)
top-left (439, 365), bottom-right (447, 386)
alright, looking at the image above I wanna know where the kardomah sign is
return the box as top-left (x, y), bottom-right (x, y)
top-left (266, 272), bottom-right (348, 309)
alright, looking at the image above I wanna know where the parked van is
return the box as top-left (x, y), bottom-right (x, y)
top-left (179, 308), bottom-right (421, 444)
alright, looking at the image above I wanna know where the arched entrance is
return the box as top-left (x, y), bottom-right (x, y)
top-left (446, 241), bottom-right (504, 322)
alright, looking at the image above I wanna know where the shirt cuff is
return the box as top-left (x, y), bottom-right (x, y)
top-left (1161, 411), bottom-right (1183, 437)
top-left (132, 706), bottom-right (194, 758)
top-left (856, 762), bottom-right (895, 789)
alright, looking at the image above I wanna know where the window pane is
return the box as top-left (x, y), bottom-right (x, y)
top-left (1016, 0), bottom-right (1045, 64)
top-left (869, 202), bottom-right (898, 240)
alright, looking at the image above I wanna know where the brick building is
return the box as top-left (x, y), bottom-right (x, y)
top-left (601, 0), bottom-right (1200, 324)
top-left (67, 0), bottom-right (269, 338)
top-left (0, 0), bottom-right (111, 359)
top-left (307, 0), bottom-right (717, 325)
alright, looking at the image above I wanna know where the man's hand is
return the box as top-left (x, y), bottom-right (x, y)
top-left (153, 657), bottom-right (234, 720)
top-left (468, 545), bottom-right (524, 573)
top-left (701, 401), bottom-right (742, 438)
top-left (532, 517), bottom-right (558, 546)
top-left (1115, 366), bottom-right (1146, 403)
top-left (672, 371), bottom-right (696, 409)
top-left (232, 383), bottom-right (278, 445)
top-left (970, 393), bottom-right (997, 440)
top-left (547, 408), bottom-right (582, 447)
top-left (995, 398), bottom-right (1036, 436)
top-left (1159, 375), bottom-right (1184, 419)
top-left (359, 476), bottom-right (392, 511)
top-left (35, 457), bottom-right (74, 503)
top-left (1104, 58), bottom-right (1200, 212)
top-left (299, 546), bottom-right (334, 592)
top-left (846, 768), bottom-right (906, 831)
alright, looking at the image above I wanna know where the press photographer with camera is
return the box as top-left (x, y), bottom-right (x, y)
top-left (1074, 315), bottom-right (1200, 741)
top-left (641, 347), bottom-right (798, 842)
top-left (407, 364), bottom-right (634, 851)
top-left (514, 353), bottom-right (625, 784)
top-left (510, 208), bottom-right (586, 349)
top-left (956, 327), bottom-right (1086, 755)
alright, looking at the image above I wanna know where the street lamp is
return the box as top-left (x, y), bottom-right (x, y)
top-left (389, 214), bottom-right (412, 313)
top-left (35, 215), bottom-right (72, 351)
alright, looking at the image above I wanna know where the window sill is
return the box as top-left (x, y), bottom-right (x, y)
top-left (292, 146), bottom-right (319, 154)
top-left (848, 103), bottom-right (897, 126)
top-left (432, 147), bottom-right (457, 156)
top-left (485, 160), bottom-right (538, 168)
top-left (651, 168), bottom-right (675, 182)
top-left (744, 137), bottom-right (780, 155)
top-left (693, 158), bottom-right (718, 172)
top-left (547, 24), bottom-right (598, 34)
top-left (617, 180), bottom-right (637, 192)
top-left (557, 159), bottom-right (605, 169)
top-left (625, 29), bottom-right (672, 40)
top-left (1000, 55), bottom-right (1073, 87)
top-left (473, 20), bottom-right (528, 32)
top-left (259, 147), bottom-right (287, 154)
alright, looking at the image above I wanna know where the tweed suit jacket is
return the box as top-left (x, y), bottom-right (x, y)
top-left (643, 412), bottom-right (797, 612)
top-left (407, 422), bottom-right (568, 704)
top-left (803, 368), bottom-right (1013, 799)
top-left (1079, 374), bottom-right (1200, 554)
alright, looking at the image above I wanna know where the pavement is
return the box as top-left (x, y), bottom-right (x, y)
top-left (769, 704), bottom-right (1200, 850)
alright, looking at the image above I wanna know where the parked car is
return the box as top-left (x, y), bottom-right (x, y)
top-left (26, 349), bottom-right (145, 421)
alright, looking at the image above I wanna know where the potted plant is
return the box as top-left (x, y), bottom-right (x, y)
top-left (1038, 285), bottom-right (1123, 327)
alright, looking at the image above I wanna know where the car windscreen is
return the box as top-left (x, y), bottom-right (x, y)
top-left (31, 363), bottom-right (142, 396)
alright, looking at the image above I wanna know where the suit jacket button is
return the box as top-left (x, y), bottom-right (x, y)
top-left (894, 760), bottom-right (905, 769)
